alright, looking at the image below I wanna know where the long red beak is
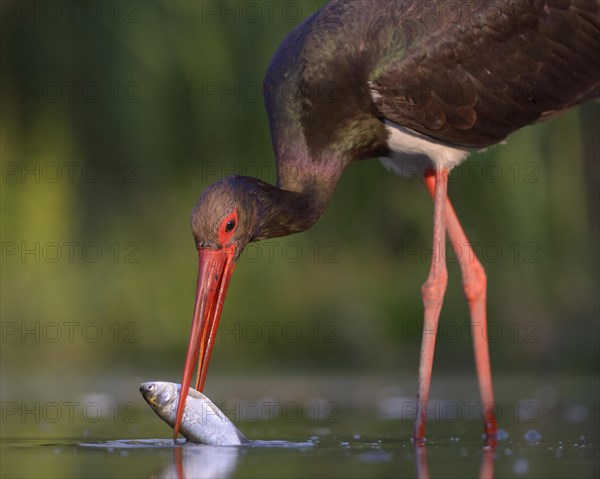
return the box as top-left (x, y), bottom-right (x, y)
top-left (173, 246), bottom-right (236, 440)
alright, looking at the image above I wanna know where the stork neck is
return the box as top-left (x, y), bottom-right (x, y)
top-left (252, 162), bottom-right (342, 240)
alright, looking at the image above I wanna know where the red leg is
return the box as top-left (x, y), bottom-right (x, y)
top-left (414, 168), bottom-right (449, 444)
top-left (423, 182), bottom-right (498, 447)
top-left (446, 199), bottom-right (497, 446)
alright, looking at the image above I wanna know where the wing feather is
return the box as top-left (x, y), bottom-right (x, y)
top-left (370, 0), bottom-right (600, 147)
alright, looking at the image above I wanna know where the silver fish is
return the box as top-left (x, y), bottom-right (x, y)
top-left (140, 381), bottom-right (247, 445)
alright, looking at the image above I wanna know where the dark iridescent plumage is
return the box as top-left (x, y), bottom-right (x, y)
top-left (197, 0), bottom-right (600, 243)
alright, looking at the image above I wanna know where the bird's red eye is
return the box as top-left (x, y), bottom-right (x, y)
top-left (218, 208), bottom-right (238, 245)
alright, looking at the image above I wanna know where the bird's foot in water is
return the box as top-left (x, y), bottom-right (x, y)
top-left (483, 419), bottom-right (498, 449)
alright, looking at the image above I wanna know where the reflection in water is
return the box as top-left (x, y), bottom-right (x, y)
top-left (479, 448), bottom-right (494, 479)
top-left (79, 439), bottom-right (241, 479)
top-left (157, 445), bottom-right (240, 479)
top-left (415, 444), bottom-right (495, 479)
top-left (79, 439), bottom-right (314, 479)
top-left (415, 445), bottom-right (429, 479)
top-left (161, 440), bottom-right (315, 479)
top-left (80, 438), bottom-right (498, 479)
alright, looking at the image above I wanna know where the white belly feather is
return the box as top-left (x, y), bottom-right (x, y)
top-left (380, 121), bottom-right (471, 177)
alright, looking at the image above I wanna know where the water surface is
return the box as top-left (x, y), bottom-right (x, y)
top-left (2, 375), bottom-right (598, 478)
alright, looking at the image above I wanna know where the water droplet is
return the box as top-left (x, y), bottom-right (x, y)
top-left (504, 448), bottom-right (513, 456)
top-left (353, 434), bottom-right (361, 440)
top-left (524, 429), bottom-right (542, 444)
top-left (579, 435), bottom-right (586, 442)
top-left (496, 429), bottom-right (509, 441)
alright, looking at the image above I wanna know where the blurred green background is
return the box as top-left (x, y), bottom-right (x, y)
top-left (1, 1), bottom-right (599, 401)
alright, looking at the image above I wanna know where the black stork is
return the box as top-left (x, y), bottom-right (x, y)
top-left (173, 0), bottom-right (600, 445)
